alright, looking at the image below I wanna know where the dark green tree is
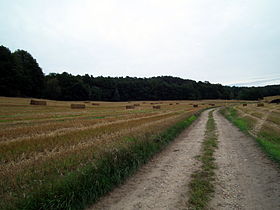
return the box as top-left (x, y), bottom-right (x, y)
top-left (0, 46), bottom-right (19, 96)
top-left (12, 50), bottom-right (44, 97)
top-left (112, 88), bottom-right (120, 101)
top-left (44, 76), bottom-right (62, 99)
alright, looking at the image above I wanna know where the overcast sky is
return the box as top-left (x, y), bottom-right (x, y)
top-left (1, 0), bottom-right (280, 86)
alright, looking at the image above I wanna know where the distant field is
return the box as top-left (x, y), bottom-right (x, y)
top-left (0, 97), bottom-right (238, 209)
top-left (222, 103), bottom-right (280, 163)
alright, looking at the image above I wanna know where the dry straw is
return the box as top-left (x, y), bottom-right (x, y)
top-left (71, 104), bottom-right (85, 109)
top-left (30, 100), bottom-right (47, 106)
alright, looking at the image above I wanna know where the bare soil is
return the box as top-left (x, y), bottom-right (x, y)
top-left (89, 110), bottom-right (211, 210)
top-left (210, 110), bottom-right (280, 210)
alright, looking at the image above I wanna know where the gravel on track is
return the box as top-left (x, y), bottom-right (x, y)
top-left (210, 110), bottom-right (280, 210)
top-left (89, 110), bottom-right (211, 210)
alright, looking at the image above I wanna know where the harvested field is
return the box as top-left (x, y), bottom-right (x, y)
top-left (1, 97), bottom-right (223, 209)
top-left (0, 97), bottom-right (248, 209)
top-left (235, 103), bottom-right (280, 135)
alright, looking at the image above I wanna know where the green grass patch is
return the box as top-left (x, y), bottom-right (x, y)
top-left (8, 112), bottom-right (200, 210)
top-left (87, 116), bottom-right (105, 119)
top-left (187, 110), bottom-right (218, 210)
top-left (256, 137), bottom-right (280, 163)
top-left (53, 114), bottom-right (81, 119)
top-left (0, 119), bottom-right (13, 123)
top-left (221, 108), bottom-right (250, 132)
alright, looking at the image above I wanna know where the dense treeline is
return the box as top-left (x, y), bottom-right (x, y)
top-left (1, 45), bottom-right (280, 101)
top-left (0, 46), bottom-right (44, 97)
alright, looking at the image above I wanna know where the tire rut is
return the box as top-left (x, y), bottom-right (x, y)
top-left (236, 108), bottom-right (279, 135)
top-left (252, 109), bottom-right (272, 135)
top-left (88, 110), bottom-right (211, 210)
top-left (210, 110), bottom-right (280, 210)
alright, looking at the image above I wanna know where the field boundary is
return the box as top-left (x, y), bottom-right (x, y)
top-left (13, 110), bottom-right (203, 210)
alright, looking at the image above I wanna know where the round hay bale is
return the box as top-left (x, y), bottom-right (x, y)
top-left (30, 100), bottom-right (47, 106)
top-left (126, 105), bottom-right (135, 109)
top-left (71, 104), bottom-right (85, 109)
top-left (153, 105), bottom-right (161, 109)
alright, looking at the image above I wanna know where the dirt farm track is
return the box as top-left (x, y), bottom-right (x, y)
top-left (91, 109), bottom-right (280, 210)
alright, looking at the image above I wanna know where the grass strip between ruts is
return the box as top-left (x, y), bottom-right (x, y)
top-left (187, 110), bottom-right (218, 210)
top-left (12, 112), bottom-right (201, 210)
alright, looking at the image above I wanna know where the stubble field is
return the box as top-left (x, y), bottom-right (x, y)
top-left (0, 97), bottom-right (229, 209)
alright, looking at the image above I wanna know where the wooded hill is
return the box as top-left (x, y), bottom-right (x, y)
top-left (1, 45), bottom-right (280, 101)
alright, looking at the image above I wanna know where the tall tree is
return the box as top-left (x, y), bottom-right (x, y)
top-left (0, 46), bottom-right (19, 96)
top-left (12, 50), bottom-right (44, 97)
